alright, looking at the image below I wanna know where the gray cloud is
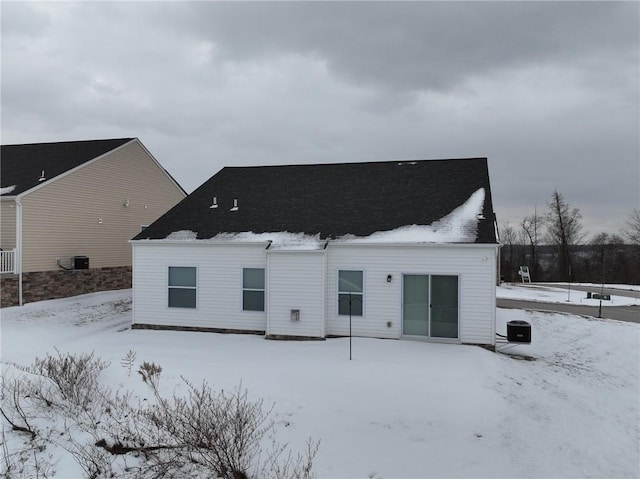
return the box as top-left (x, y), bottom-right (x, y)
top-left (1, 1), bottom-right (638, 239)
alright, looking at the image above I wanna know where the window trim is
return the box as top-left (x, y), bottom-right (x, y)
top-left (242, 267), bottom-right (266, 312)
top-left (337, 269), bottom-right (364, 317)
top-left (167, 266), bottom-right (198, 309)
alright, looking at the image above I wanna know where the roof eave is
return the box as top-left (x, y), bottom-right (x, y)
top-left (129, 239), bottom-right (272, 246)
top-left (130, 238), bottom-right (498, 247)
top-left (327, 241), bottom-right (499, 247)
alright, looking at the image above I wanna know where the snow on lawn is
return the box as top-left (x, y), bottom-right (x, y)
top-left (1, 290), bottom-right (639, 478)
top-left (497, 283), bottom-right (639, 306)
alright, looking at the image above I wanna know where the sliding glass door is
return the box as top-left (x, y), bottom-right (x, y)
top-left (402, 274), bottom-right (458, 339)
top-left (430, 275), bottom-right (459, 338)
top-left (402, 275), bottom-right (429, 336)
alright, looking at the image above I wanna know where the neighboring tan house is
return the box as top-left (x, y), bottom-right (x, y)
top-left (0, 138), bottom-right (186, 306)
top-left (131, 157), bottom-right (500, 347)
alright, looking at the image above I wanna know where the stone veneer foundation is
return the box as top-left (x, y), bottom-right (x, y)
top-left (0, 274), bottom-right (19, 307)
top-left (0, 266), bottom-right (131, 307)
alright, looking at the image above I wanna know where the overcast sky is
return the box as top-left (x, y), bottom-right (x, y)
top-left (2, 1), bottom-right (638, 239)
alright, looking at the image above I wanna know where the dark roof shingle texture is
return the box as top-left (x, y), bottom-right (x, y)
top-left (1, 138), bottom-right (133, 195)
top-left (136, 157), bottom-right (497, 244)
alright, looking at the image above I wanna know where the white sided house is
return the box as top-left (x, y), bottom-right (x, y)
top-left (131, 158), bottom-right (500, 346)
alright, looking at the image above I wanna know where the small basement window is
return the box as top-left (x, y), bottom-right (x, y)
top-left (168, 266), bottom-right (197, 308)
top-left (243, 268), bottom-right (265, 311)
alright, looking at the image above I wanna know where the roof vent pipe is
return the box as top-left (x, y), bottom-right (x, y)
top-left (38, 170), bottom-right (46, 182)
top-left (210, 197), bottom-right (218, 209)
top-left (230, 199), bottom-right (239, 212)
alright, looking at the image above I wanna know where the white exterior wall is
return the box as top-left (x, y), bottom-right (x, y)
top-left (266, 251), bottom-right (325, 338)
top-left (132, 241), bottom-right (497, 345)
top-left (325, 244), bottom-right (498, 344)
top-left (132, 242), bottom-right (268, 331)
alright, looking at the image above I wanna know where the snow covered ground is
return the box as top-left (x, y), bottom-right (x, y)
top-left (553, 283), bottom-right (640, 293)
top-left (497, 283), bottom-right (639, 306)
top-left (1, 289), bottom-right (639, 478)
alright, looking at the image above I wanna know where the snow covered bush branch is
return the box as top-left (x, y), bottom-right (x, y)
top-left (26, 349), bottom-right (109, 408)
top-left (1, 352), bottom-right (319, 479)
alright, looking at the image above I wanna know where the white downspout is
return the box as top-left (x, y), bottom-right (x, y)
top-left (265, 247), bottom-right (271, 337)
top-left (131, 243), bottom-right (135, 326)
top-left (15, 197), bottom-right (23, 306)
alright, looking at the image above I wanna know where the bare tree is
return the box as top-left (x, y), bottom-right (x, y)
top-left (499, 222), bottom-right (517, 282)
top-left (590, 233), bottom-right (610, 285)
top-left (590, 233), bottom-right (627, 285)
top-left (521, 207), bottom-right (544, 281)
top-left (545, 190), bottom-right (585, 281)
top-left (623, 208), bottom-right (640, 245)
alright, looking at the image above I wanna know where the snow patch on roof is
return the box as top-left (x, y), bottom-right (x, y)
top-left (214, 232), bottom-right (324, 250)
top-left (1, 185), bottom-right (16, 195)
top-left (342, 187), bottom-right (485, 244)
top-left (165, 230), bottom-right (198, 240)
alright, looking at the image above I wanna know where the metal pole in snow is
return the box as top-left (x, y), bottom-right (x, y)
top-left (349, 292), bottom-right (352, 361)
top-left (567, 266), bottom-right (571, 302)
top-left (598, 255), bottom-right (605, 319)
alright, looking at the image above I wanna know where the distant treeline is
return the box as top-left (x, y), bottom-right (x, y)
top-left (500, 190), bottom-right (640, 284)
top-left (500, 243), bottom-right (640, 284)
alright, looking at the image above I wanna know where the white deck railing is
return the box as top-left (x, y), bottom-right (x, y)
top-left (0, 249), bottom-right (16, 274)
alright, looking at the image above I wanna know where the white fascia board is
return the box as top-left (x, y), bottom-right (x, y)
top-left (327, 241), bottom-right (499, 249)
top-left (16, 139), bottom-right (138, 199)
top-left (265, 249), bottom-right (327, 254)
top-left (129, 239), bottom-right (271, 247)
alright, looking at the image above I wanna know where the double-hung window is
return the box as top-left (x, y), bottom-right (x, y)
top-left (168, 266), bottom-right (197, 308)
top-left (338, 270), bottom-right (363, 316)
top-left (243, 268), bottom-right (265, 312)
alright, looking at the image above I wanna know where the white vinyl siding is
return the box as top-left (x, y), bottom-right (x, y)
top-left (133, 242), bottom-right (268, 331)
top-left (133, 241), bottom-right (497, 345)
top-left (326, 244), bottom-right (497, 344)
top-left (266, 251), bottom-right (325, 338)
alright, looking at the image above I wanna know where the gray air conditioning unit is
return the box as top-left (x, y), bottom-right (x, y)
top-left (507, 320), bottom-right (531, 343)
top-left (73, 256), bottom-right (89, 270)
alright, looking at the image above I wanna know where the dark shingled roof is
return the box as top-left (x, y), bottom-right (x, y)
top-left (135, 157), bottom-right (498, 244)
top-left (1, 138), bottom-right (133, 195)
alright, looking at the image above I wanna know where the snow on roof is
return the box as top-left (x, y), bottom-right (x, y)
top-left (215, 232), bottom-right (324, 250)
top-left (341, 188), bottom-right (485, 244)
top-left (160, 188), bottom-right (486, 248)
top-left (165, 230), bottom-right (198, 240)
top-left (1, 185), bottom-right (16, 195)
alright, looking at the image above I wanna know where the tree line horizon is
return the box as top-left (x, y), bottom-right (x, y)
top-left (499, 190), bottom-right (640, 284)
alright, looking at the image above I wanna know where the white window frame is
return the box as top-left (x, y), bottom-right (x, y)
top-left (337, 269), bottom-right (364, 317)
top-left (167, 266), bottom-right (197, 309)
top-left (242, 267), bottom-right (265, 312)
